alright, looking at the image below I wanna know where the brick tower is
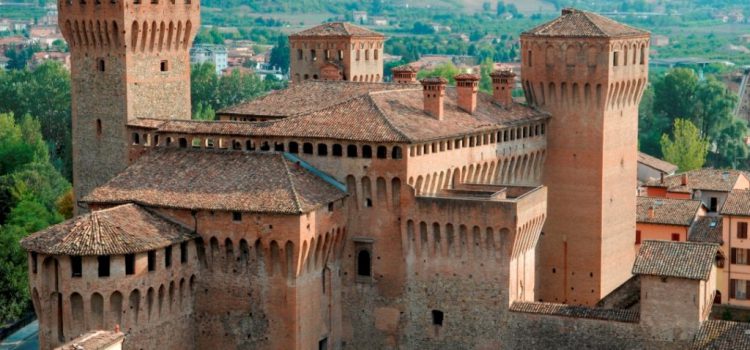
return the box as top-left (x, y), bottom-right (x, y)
top-left (288, 22), bottom-right (384, 83)
top-left (60, 0), bottom-right (199, 207)
top-left (521, 9), bottom-right (649, 305)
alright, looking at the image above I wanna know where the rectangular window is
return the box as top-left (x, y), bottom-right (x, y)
top-left (311, 49), bottom-right (316, 61)
top-left (338, 50), bottom-right (343, 60)
top-left (731, 279), bottom-right (750, 300)
top-left (635, 230), bottom-right (641, 244)
top-left (31, 252), bottom-right (38, 274)
top-left (432, 310), bottom-right (444, 326)
top-left (125, 254), bottom-right (135, 275)
top-left (318, 337), bottom-right (328, 350)
top-left (527, 50), bottom-right (532, 66)
top-left (180, 242), bottom-right (188, 264)
top-left (710, 197), bottom-right (718, 212)
top-left (71, 256), bottom-right (82, 278)
top-left (739, 222), bottom-right (748, 239)
top-left (297, 49), bottom-right (303, 60)
top-left (356, 50), bottom-right (360, 61)
top-left (97, 255), bottom-right (110, 277)
top-left (165, 246), bottom-right (172, 268)
top-left (160, 60), bottom-right (169, 72)
top-left (148, 250), bottom-right (156, 272)
top-left (731, 248), bottom-right (750, 265)
top-left (671, 233), bottom-right (680, 241)
top-left (613, 52), bottom-right (619, 66)
top-left (233, 211), bottom-right (242, 222)
top-left (325, 49), bottom-right (330, 60)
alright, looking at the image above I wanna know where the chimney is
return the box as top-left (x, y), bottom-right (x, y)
top-left (490, 69), bottom-right (516, 108)
top-left (562, 8), bottom-right (576, 15)
top-left (647, 206), bottom-right (655, 219)
top-left (681, 173), bottom-right (688, 186)
top-left (454, 73), bottom-right (480, 114)
top-left (660, 172), bottom-right (664, 184)
top-left (420, 77), bottom-right (447, 120)
top-left (391, 65), bottom-right (418, 84)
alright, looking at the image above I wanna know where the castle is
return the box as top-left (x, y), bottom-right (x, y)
top-left (20, 3), bottom-right (746, 349)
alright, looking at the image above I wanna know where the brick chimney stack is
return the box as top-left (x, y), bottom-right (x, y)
top-left (455, 73), bottom-right (480, 114)
top-left (647, 206), bottom-right (655, 219)
top-left (392, 65), bottom-right (418, 84)
top-left (420, 77), bottom-right (447, 120)
top-left (490, 69), bottom-right (516, 108)
top-left (681, 173), bottom-right (689, 186)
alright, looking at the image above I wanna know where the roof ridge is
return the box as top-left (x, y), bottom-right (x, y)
top-left (281, 153), bottom-right (304, 214)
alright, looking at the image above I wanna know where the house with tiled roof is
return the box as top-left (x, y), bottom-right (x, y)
top-left (637, 151), bottom-right (677, 183)
top-left (716, 189), bottom-right (750, 307)
top-left (644, 169), bottom-right (750, 215)
top-left (635, 196), bottom-right (705, 250)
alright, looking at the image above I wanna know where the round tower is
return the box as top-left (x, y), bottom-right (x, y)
top-left (59, 0), bottom-right (200, 210)
top-left (521, 8), bottom-right (650, 305)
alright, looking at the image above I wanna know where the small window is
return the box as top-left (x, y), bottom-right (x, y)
top-left (319, 338), bottom-right (328, 350)
top-left (97, 255), bottom-right (110, 277)
top-left (96, 119), bottom-right (102, 137)
top-left (365, 49), bottom-right (369, 60)
top-left (160, 60), bottom-right (169, 72)
top-left (125, 254), bottom-right (135, 275)
top-left (318, 144), bottom-right (328, 156)
top-left (671, 233), bottom-right (680, 242)
top-left (297, 49), bottom-right (303, 60)
top-left (635, 230), bottom-right (641, 244)
top-left (347, 145), bottom-right (358, 158)
top-left (357, 250), bottom-right (371, 277)
top-left (376, 146), bottom-right (387, 159)
top-left (710, 197), bottom-right (718, 212)
top-left (303, 143), bottom-right (313, 154)
top-left (165, 246), bottom-right (172, 267)
top-left (148, 251), bottom-right (156, 271)
top-left (181, 242), bottom-right (188, 264)
top-left (527, 50), bottom-right (532, 66)
top-left (232, 211), bottom-right (242, 222)
top-left (356, 50), bottom-right (360, 61)
top-left (71, 256), bottom-right (82, 278)
top-left (179, 138), bottom-right (187, 148)
top-left (432, 310), bottom-right (444, 326)
top-left (325, 49), bottom-right (330, 60)
top-left (332, 144), bottom-right (342, 157)
top-left (31, 252), bottom-right (38, 274)
top-left (311, 49), bottom-right (317, 61)
top-left (392, 146), bottom-right (403, 159)
top-left (134, 0), bottom-right (140, 4)
top-left (132, 133), bottom-right (140, 144)
top-left (338, 50), bottom-right (343, 60)
top-left (739, 222), bottom-right (748, 239)
top-left (374, 49), bottom-right (379, 60)
top-left (97, 59), bottom-right (105, 71)
top-left (613, 52), bottom-right (619, 66)
top-left (151, 0), bottom-right (157, 3)
top-left (328, 202), bottom-right (334, 212)
top-left (362, 145), bottom-right (372, 159)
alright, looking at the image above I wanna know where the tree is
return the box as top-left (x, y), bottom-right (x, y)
top-left (416, 63), bottom-right (461, 85)
top-left (190, 62), bottom-right (219, 115)
top-left (269, 35), bottom-right (290, 73)
top-left (660, 119), bottom-right (709, 172)
top-left (653, 68), bottom-right (698, 124)
top-left (478, 57), bottom-right (494, 93)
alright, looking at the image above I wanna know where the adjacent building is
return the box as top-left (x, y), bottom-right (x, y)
top-left (636, 196), bottom-right (705, 250)
top-left (644, 169), bottom-right (750, 215)
top-left (190, 44), bottom-right (228, 75)
top-left (637, 151), bottom-right (677, 183)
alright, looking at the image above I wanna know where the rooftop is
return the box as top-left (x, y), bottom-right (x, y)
top-left (55, 330), bottom-right (124, 350)
top-left (636, 196), bottom-right (702, 226)
top-left (638, 152), bottom-right (678, 174)
top-left (644, 169), bottom-right (746, 193)
top-left (721, 189), bottom-right (750, 216)
top-left (692, 320), bottom-right (750, 350)
top-left (289, 22), bottom-right (384, 38)
top-left (84, 148), bottom-right (347, 214)
top-left (187, 81), bottom-right (546, 143)
top-left (20, 204), bottom-right (197, 256)
top-left (509, 302), bottom-right (639, 323)
top-left (523, 8), bottom-right (648, 38)
top-left (689, 216), bottom-right (724, 245)
top-left (632, 240), bottom-right (717, 281)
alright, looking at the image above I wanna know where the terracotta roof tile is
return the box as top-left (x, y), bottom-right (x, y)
top-left (721, 189), bottom-right (750, 216)
top-left (289, 22), bottom-right (384, 38)
top-left (391, 64), bottom-right (417, 73)
top-left (692, 320), bottom-right (750, 350)
top-left (633, 241), bottom-right (718, 281)
top-left (636, 197), bottom-right (702, 226)
top-left (20, 204), bottom-right (197, 256)
top-left (645, 169), bottom-right (746, 193)
top-left (509, 302), bottom-right (639, 323)
top-left (689, 216), bottom-right (724, 245)
top-left (84, 148), bottom-right (347, 214)
top-left (454, 73), bottom-right (480, 81)
top-left (523, 8), bottom-right (648, 38)
top-left (638, 152), bottom-right (677, 174)
top-left (160, 83), bottom-right (546, 143)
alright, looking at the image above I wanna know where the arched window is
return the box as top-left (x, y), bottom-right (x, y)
top-left (376, 146), bottom-right (387, 159)
top-left (347, 145), bottom-right (358, 158)
top-left (332, 144), bottom-right (342, 157)
top-left (357, 250), bottom-right (371, 276)
top-left (132, 133), bottom-right (140, 144)
top-left (392, 146), bottom-right (403, 159)
top-left (303, 142), bottom-right (313, 154)
top-left (362, 145), bottom-right (372, 158)
top-left (260, 141), bottom-right (270, 151)
top-left (317, 143), bottom-right (328, 156)
top-left (274, 142), bottom-right (284, 152)
top-left (179, 138), bottom-right (187, 148)
top-left (289, 142), bottom-right (299, 153)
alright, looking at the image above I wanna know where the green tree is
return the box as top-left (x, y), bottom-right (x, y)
top-left (652, 68), bottom-right (698, 124)
top-left (478, 57), bottom-right (494, 93)
top-left (190, 62), bottom-right (219, 116)
top-left (660, 119), bottom-right (709, 172)
top-left (417, 63), bottom-right (461, 85)
top-left (269, 34), bottom-right (290, 72)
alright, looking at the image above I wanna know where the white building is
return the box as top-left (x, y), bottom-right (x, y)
top-left (190, 44), bottom-right (228, 75)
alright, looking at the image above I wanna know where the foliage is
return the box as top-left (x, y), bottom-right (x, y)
top-left (660, 119), bottom-right (709, 172)
top-left (4, 44), bottom-right (40, 70)
top-left (56, 189), bottom-right (74, 220)
top-left (269, 34), bottom-right (290, 72)
top-left (416, 63), bottom-right (461, 85)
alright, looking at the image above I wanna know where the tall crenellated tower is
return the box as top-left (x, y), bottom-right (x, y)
top-left (60, 0), bottom-right (199, 208)
top-left (521, 9), bottom-right (649, 305)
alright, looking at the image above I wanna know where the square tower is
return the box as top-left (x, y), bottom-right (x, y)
top-left (59, 0), bottom-right (199, 208)
top-left (288, 22), bottom-right (384, 83)
top-left (521, 8), bottom-right (650, 305)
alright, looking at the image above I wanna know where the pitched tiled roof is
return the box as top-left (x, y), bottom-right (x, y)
top-left (162, 82), bottom-right (547, 143)
top-left (84, 148), bottom-right (347, 214)
top-left (689, 216), bottom-right (724, 244)
top-left (391, 64), bottom-right (417, 73)
top-left (692, 320), bottom-right (750, 350)
top-left (721, 189), bottom-right (750, 216)
top-left (638, 152), bottom-right (678, 174)
top-left (645, 169), bottom-right (746, 193)
top-left (289, 22), bottom-right (384, 38)
top-left (509, 302), bottom-right (639, 323)
top-left (523, 8), bottom-right (648, 38)
top-left (20, 204), bottom-right (197, 256)
top-left (636, 197), bottom-right (702, 226)
top-left (632, 240), bottom-right (717, 281)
